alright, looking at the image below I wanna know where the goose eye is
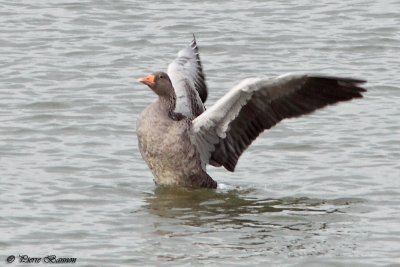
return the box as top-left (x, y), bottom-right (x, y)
top-left (159, 75), bottom-right (164, 79)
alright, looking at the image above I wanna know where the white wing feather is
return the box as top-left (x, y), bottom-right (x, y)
top-left (167, 38), bottom-right (207, 119)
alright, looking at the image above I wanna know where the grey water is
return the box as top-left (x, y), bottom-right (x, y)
top-left (1, 0), bottom-right (400, 266)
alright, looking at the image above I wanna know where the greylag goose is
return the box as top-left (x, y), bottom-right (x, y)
top-left (136, 36), bottom-right (366, 188)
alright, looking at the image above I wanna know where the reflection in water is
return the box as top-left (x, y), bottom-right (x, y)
top-left (143, 187), bottom-right (363, 257)
top-left (144, 186), bottom-right (352, 227)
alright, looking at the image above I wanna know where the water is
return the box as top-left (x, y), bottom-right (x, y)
top-left (1, 0), bottom-right (399, 266)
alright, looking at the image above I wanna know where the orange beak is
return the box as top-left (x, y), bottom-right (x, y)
top-left (138, 74), bottom-right (156, 87)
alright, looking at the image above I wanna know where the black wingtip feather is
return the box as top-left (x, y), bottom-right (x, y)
top-left (188, 34), bottom-right (208, 103)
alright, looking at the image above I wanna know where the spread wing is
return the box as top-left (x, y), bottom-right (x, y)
top-left (191, 73), bottom-right (367, 171)
top-left (168, 36), bottom-right (207, 119)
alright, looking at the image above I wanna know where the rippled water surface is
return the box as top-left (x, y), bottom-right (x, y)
top-left (1, 0), bottom-right (400, 266)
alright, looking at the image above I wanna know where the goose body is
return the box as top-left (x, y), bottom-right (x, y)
top-left (137, 100), bottom-right (216, 188)
top-left (136, 37), bottom-right (366, 188)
